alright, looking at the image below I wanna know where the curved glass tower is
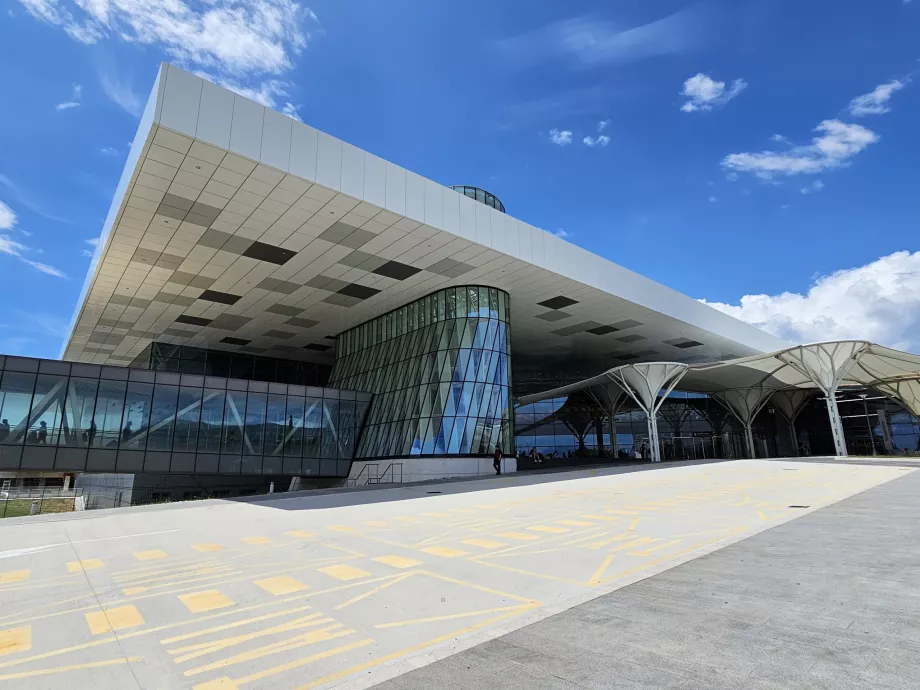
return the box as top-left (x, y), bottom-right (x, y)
top-left (330, 286), bottom-right (512, 458)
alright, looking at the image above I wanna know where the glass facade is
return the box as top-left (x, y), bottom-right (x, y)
top-left (450, 185), bottom-right (506, 213)
top-left (131, 343), bottom-right (331, 386)
top-left (0, 355), bottom-right (370, 476)
top-left (330, 286), bottom-right (513, 458)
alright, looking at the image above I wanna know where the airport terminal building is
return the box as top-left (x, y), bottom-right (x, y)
top-left (2, 64), bottom-right (920, 501)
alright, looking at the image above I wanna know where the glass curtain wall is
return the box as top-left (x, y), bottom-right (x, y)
top-left (330, 286), bottom-right (513, 458)
top-left (0, 355), bottom-right (370, 476)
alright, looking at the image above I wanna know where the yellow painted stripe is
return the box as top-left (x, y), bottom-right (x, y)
top-left (527, 525), bottom-right (569, 534)
top-left (0, 627), bottom-right (31, 657)
top-left (317, 564), bottom-right (370, 581)
top-left (373, 555), bottom-right (422, 569)
top-left (1, 570), bottom-right (32, 584)
top-left (85, 606), bottom-right (145, 635)
top-left (67, 559), bottom-right (104, 573)
top-left (192, 544), bottom-right (224, 553)
top-left (461, 539), bottom-right (507, 549)
top-left (362, 521), bottom-right (387, 527)
top-left (0, 657), bottom-right (143, 681)
top-left (285, 531), bottom-right (314, 539)
top-left (253, 576), bottom-right (308, 596)
top-left (133, 550), bottom-right (167, 561)
top-left (179, 590), bottom-right (236, 614)
top-left (496, 531), bottom-right (539, 541)
top-left (557, 520), bottom-right (595, 527)
top-left (420, 546), bottom-right (468, 558)
top-left (242, 536), bottom-right (272, 545)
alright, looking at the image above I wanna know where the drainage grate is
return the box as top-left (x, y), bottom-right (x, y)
top-left (788, 505), bottom-right (810, 509)
top-left (426, 491), bottom-right (442, 494)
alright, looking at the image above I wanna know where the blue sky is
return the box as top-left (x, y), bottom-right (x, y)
top-left (2, 0), bottom-right (919, 358)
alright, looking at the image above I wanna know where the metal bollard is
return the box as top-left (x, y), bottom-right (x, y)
top-left (269, 481), bottom-right (275, 494)
top-left (30, 501), bottom-right (39, 515)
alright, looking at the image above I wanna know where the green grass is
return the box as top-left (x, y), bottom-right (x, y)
top-left (0, 498), bottom-right (76, 518)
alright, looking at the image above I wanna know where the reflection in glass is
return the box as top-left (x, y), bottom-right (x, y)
top-left (243, 393), bottom-right (266, 455)
top-left (121, 382), bottom-right (153, 450)
top-left (60, 377), bottom-right (98, 447)
top-left (197, 389), bottom-right (225, 453)
top-left (173, 387), bottom-right (203, 453)
top-left (94, 380), bottom-right (126, 448)
top-left (0, 371), bottom-right (35, 445)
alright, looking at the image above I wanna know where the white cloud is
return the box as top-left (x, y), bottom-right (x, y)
top-left (0, 201), bottom-right (67, 278)
top-left (722, 119), bottom-right (879, 179)
top-left (281, 102), bottom-right (302, 121)
top-left (700, 251), bottom-right (920, 351)
top-left (55, 82), bottom-right (81, 110)
top-left (0, 201), bottom-right (16, 231)
top-left (553, 229), bottom-right (570, 238)
top-left (598, 119), bottom-right (611, 131)
top-left (98, 68), bottom-right (144, 117)
top-left (680, 73), bottom-right (747, 112)
top-left (497, 8), bottom-right (708, 70)
top-left (20, 1), bottom-right (319, 113)
top-left (847, 79), bottom-right (907, 117)
top-left (548, 129), bottom-right (573, 146)
top-left (99, 147), bottom-right (119, 156)
top-left (800, 179), bottom-right (825, 194)
top-left (708, 196), bottom-right (718, 203)
top-left (82, 236), bottom-right (101, 257)
top-left (583, 134), bottom-right (610, 147)
top-left (770, 133), bottom-right (788, 143)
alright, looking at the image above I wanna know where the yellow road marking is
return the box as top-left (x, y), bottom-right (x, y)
top-left (607, 537), bottom-right (656, 553)
top-left (170, 614), bottom-right (330, 662)
top-left (461, 539), bottom-right (507, 549)
top-left (85, 605), bottom-right (145, 635)
top-left (67, 559), bottom-right (104, 573)
top-left (628, 517), bottom-right (641, 531)
top-left (496, 531), bottom-right (539, 541)
top-left (318, 564), bottom-right (371, 581)
top-left (242, 536), bottom-right (272, 545)
top-left (133, 550), bottom-right (167, 561)
top-left (0, 571), bottom-right (29, 584)
top-left (161, 604), bottom-right (315, 645)
top-left (292, 607), bottom-right (537, 689)
top-left (253, 576), bottom-right (308, 596)
top-left (0, 656), bottom-right (143, 681)
top-left (420, 546), bottom-right (469, 558)
top-left (285, 530), bottom-right (314, 539)
top-left (375, 604), bottom-right (526, 629)
top-left (557, 520), bottom-right (595, 527)
top-left (192, 543), bottom-right (224, 553)
top-left (757, 510), bottom-right (769, 522)
top-left (184, 624), bottom-right (354, 676)
top-left (0, 627), bottom-right (30, 656)
top-left (604, 509), bottom-right (640, 515)
top-left (328, 525), bottom-right (355, 532)
top-left (373, 555), bottom-right (422, 569)
top-left (194, 678), bottom-right (239, 689)
top-left (527, 525), bottom-right (569, 534)
top-left (332, 573), bottom-right (413, 611)
top-left (580, 514), bottom-right (619, 521)
top-left (201, 638), bottom-right (374, 689)
top-left (422, 512), bottom-right (449, 517)
top-left (631, 539), bottom-right (683, 556)
top-left (362, 521), bottom-right (387, 527)
top-left (588, 554), bottom-right (617, 585)
top-left (179, 590), bottom-right (236, 613)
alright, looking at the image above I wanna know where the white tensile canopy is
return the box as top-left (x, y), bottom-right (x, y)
top-left (516, 341), bottom-right (920, 462)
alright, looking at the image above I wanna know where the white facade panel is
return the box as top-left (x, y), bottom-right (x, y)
top-left (315, 132), bottom-right (343, 191)
top-left (364, 154), bottom-right (386, 207)
top-left (441, 186), bottom-right (460, 234)
top-left (260, 109), bottom-right (292, 172)
top-left (457, 193), bottom-right (477, 241)
top-left (229, 95), bottom-right (265, 162)
top-left (475, 202), bottom-right (492, 248)
top-left (289, 121), bottom-right (319, 181)
top-left (405, 171), bottom-right (426, 223)
top-left (340, 143), bottom-right (365, 198)
top-left (517, 220), bottom-right (533, 263)
top-left (385, 162), bottom-right (407, 216)
top-left (424, 179), bottom-right (443, 227)
top-left (159, 65), bottom-right (202, 137)
top-left (196, 81), bottom-right (234, 149)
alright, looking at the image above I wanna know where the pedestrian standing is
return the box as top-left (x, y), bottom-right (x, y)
top-left (493, 444), bottom-right (503, 475)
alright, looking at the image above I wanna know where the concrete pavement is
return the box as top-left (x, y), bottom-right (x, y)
top-left (0, 460), bottom-right (910, 689)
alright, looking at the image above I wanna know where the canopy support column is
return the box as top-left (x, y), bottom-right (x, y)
top-left (605, 363), bottom-right (688, 463)
top-left (586, 383), bottom-right (627, 458)
top-left (710, 386), bottom-right (775, 459)
top-left (771, 389), bottom-right (813, 457)
top-left (778, 342), bottom-right (870, 458)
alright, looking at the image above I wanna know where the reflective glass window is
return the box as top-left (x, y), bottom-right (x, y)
top-left (94, 379), bottom-right (126, 448)
top-left (147, 385), bottom-right (179, 451)
top-left (25, 374), bottom-right (66, 446)
top-left (0, 371), bottom-right (34, 445)
top-left (59, 377), bottom-right (98, 447)
top-left (243, 392), bottom-right (267, 455)
top-left (265, 394), bottom-right (287, 456)
top-left (173, 386), bottom-right (203, 453)
top-left (284, 396), bottom-right (306, 457)
top-left (121, 381), bottom-right (153, 450)
top-left (198, 389), bottom-right (225, 453)
top-left (304, 397), bottom-right (323, 457)
top-left (222, 390), bottom-right (247, 454)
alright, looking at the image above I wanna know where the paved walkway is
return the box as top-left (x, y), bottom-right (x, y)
top-left (372, 465), bottom-right (920, 690)
top-left (0, 460), bottom-right (911, 689)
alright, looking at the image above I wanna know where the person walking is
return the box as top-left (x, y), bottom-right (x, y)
top-left (493, 444), bottom-right (503, 475)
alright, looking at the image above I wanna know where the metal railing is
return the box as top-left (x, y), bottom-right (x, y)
top-left (344, 462), bottom-right (404, 487)
top-left (0, 488), bottom-right (86, 518)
